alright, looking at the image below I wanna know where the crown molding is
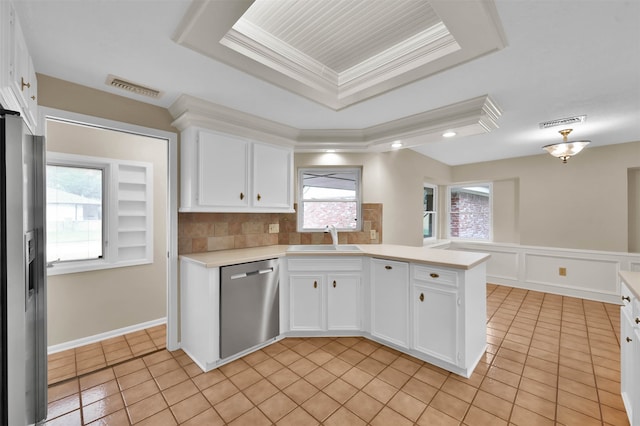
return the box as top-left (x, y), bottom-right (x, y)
top-left (174, 0), bottom-right (508, 110)
top-left (169, 94), bottom-right (501, 153)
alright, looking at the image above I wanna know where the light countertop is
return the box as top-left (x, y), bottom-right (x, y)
top-left (620, 270), bottom-right (640, 299)
top-left (180, 244), bottom-right (490, 270)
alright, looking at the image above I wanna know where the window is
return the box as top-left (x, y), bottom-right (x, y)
top-left (448, 183), bottom-right (492, 240)
top-left (297, 168), bottom-right (362, 231)
top-left (46, 152), bottom-right (153, 275)
top-left (47, 164), bottom-right (104, 262)
top-left (423, 184), bottom-right (437, 240)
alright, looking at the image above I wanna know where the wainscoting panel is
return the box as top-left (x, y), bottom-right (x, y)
top-left (450, 242), bottom-right (640, 304)
top-left (524, 254), bottom-right (618, 295)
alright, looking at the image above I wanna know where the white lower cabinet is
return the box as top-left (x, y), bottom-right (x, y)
top-left (413, 283), bottom-right (458, 364)
top-left (180, 259), bottom-right (220, 372)
top-left (327, 274), bottom-right (361, 331)
top-left (410, 263), bottom-right (487, 376)
top-left (620, 280), bottom-right (640, 426)
top-left (370, 258), bottom-right (410, 348)
top-left (288, 257), bottom-right (362, 332)
top-left (290, 274), bottom-right (324, 331)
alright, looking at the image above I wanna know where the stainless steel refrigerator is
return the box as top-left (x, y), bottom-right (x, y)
top-left (0, 109), bottom-right (47, 425)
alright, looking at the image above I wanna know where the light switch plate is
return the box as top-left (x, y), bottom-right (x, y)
top-left (370, 230), bottom-right (377, 240)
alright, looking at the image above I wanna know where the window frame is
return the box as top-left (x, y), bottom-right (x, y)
top-left (447, 182), bottom-right (493, 242)
top-left (423, 183), bottom-right (437, 242)
top-left (297, 167), bottom-right (362, 232)
top-left (46, 152), bottom-right (154, 275)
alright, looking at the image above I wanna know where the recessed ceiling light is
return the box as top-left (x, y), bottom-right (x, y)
top-left (325, 149), bottom-right (336, 153)
top-left (443, 131), bottom-right (457, 138)
top-left (391, 141), bottom-right (403, 148)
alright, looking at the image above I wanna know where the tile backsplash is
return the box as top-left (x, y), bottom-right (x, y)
top-left (178, 203), bottom-right (382, 254)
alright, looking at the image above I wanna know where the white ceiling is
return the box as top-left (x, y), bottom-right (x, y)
top-left (13, 0), bottom-right (640, 165)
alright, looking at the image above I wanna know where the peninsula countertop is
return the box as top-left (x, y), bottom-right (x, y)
top-left (179, 244), bottom-right (490, 270)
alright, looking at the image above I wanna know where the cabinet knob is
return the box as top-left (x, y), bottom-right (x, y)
top-left (21, 77), bottom-right (30, 91)
top-left (31, 95), bottom-right (36, 101)
top-left (313, 281), bottom-right (317, 289)
top-left (419, 293), bottom-right (424, 302)
top-left (257, 193), bottom-right (261, 201)
top-left (333, 280), bottom-right (336, 288)
top-left (622, 295), bottom-right (631, 302)
top-left (239, 192), bottom-right (244, 200)
top-left (385, 265), bottom-right (392, 270)
top-left (430, 273), bottom-right (439, 278)
top-left (626, 337), bottom-right (633, 343)
top-left (636, 317), bottom-right (640, 324)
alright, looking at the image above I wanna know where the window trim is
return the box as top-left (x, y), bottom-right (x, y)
top-left (47, 152), bottom-right (154, 275)
top-left (447, 182), bottom-right (493, 242)
top-left (423, 183), bottom-right (437, 242)
top-left (297, 167), bottom-right (362, 232)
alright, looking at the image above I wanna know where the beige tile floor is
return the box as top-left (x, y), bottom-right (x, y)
top-left (45, 284), bottom-right (629, 425)
top-left (48, 325), bottom-right (167, 385)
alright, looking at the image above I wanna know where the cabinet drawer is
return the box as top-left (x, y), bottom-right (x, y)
top-left (412, 265), bottom-right (458, 287)
top-left (288, 257), bottom-right (362, 272)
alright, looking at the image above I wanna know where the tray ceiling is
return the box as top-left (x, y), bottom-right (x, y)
top-left (174, 0), bottom-right (507, 110)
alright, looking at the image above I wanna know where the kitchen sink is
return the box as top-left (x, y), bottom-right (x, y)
top-left (287, 245), bottom-right (361, 252)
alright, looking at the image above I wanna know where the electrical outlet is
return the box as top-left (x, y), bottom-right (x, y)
top-left (559, 267), bottom-right (567, 276)
top-left (370, 230), bottom-right (377, 240)
top-left (268, 223), bottom-right (279, 234)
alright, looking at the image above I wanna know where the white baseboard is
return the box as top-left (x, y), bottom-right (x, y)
top-left (48, 317), bottom-right (167, 355)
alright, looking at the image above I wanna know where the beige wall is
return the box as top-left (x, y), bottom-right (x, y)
top-left (39, 75), bottom-right (173, 345)
top-left (295, 149), bottom-right (451, 246)
top-left (37, 74), bottom-right (175, 132)
top-left (452, 141), bottom-right (640, 252)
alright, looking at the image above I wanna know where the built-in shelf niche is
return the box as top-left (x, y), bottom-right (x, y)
top-left (116, 163), bottom-right (153, 262)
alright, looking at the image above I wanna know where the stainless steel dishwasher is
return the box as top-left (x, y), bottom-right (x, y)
top-left (220, 258), bottom-right (280, 359)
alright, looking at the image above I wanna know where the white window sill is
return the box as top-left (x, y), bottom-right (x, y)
top-left (47, 258), bottom-right (152, 276)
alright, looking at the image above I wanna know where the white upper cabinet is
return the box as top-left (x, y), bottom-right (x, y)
top-left (0, 1), bottom-right (38, 132)
top-left (180, 128), bottom-right (294, 212)
top-left (253, 142), bottom-right (292, 210)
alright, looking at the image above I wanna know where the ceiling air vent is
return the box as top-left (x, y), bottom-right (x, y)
top-left (106, 75), bottom-right (162, 98)
top-left (538, 115), bottom-right (586, 129)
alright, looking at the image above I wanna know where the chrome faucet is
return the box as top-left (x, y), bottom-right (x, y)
top-left (325, 225), bottom-right (338, 246)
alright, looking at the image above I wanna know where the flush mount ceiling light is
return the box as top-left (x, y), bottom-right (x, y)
top-left (442, 131), bottom-right (457, 137)
top-left (542, 128), bottom-right (590, 163)
top-left (391, 141), bottom-right (403, 148)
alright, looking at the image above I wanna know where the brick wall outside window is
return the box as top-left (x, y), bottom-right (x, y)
top-left (450, 191), bottom-right (490, 239)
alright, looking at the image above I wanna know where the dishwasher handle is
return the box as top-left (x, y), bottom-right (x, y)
top-left (230, 267), bottom-right (275, 280)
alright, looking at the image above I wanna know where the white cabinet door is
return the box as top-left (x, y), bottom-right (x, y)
top-left (253, 143), bottom-right (292, 209)
top-left (327, 274), bottom-right (360, 331)
top-left (0, 2), bottom-right (37, 132)
top-left (413, 284), bottom-right (458, 364)
top-left (371, 259), bottom-right (409, 348)
top-left (198, 131), bottom-right (249, 208)
top-left (621, 306), bottom-right (636, 423)
top-left (290, 275), bottom-right (323, 331)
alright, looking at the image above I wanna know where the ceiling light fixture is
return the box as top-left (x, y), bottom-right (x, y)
top-left (442, 131), bottom-right (457, 138)
top-left (325, 149), bottom-right (336, 153)
top-left (542, 128), bottom-right (590, 163)
top-left (391, 141), bottom-right (403, 148)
